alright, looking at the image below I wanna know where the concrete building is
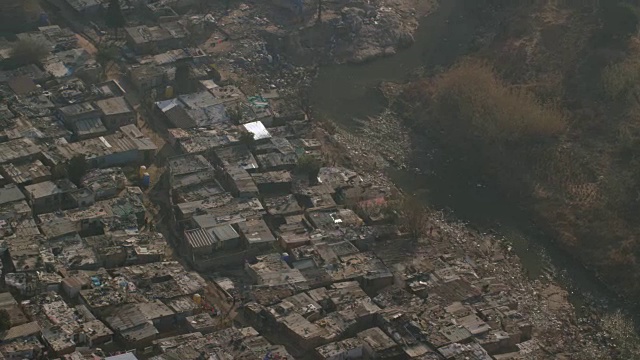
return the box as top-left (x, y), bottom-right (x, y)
top-left (73, 117), bottom-right (108, 140)
top-left (0, 184), bottom-right (26, 207)
top-left (0, 138), bottom-right (42, 165)
top-left (155, 91), bottom-right (230, 129)
top-left (0, 160), bottom-right (51, 186)
top-left (125, 22), bottom-right (188, 54)
top-left (95, 96), bottom-right (136, 130)
top-left (238, 218), bottom-right (277, 249)
top-left (184, 313), bottom-right (216, 334)
top-left (128, 64), bottom-right (167, 90)
top-left (63, 0), bottom-right (102, 15)
top-left (56, 126), bottom-right (157, 168)
top-left (24, 179), bottom-right (78, 214)
top-left (316, 338), bottom-right (364, 360)
top-left (80, 167), bottom-right (127, 200)
top-left (58, 102), bottom-right (101, 127)
top-left (357, 327), bottom-right (404, 359)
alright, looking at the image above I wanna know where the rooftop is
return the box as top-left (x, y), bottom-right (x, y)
top-left (59, 101), bottom-right (99, 117)
top-left (1, 321), bottom-right (41, 341)
top-left (0, 184), bottom-right (26, 205)
top-left (238, 219), bottom-right (276, 244)
top-left (243, 121), bottom-right (271, 140)
top-left (106, 352), bottom-right (139, 360)
top-left (1, 160), bottom-right (51, 185)
top-left (95, 96), bottom-right (133, 116)
top-left (25, 179), bottom-right (77, 199)
top-left (125, 22), bottom-right (187, 45)
top-left (356, 327), bottom-right (399, 352)
top-left (215, 145), bottom-right (258, 171)
top-left (74, 117), bottom-right (108, 137)
top-left (316, 337), bottom-right (364, 358)
top-left (185, 313), bottom-right (216, 331)
top-left (184, 228), bottom-right (216, 249)
top-left (168, 154), bottom-right (212, 177)
top-left (0, 138), bottom-right (41, 164)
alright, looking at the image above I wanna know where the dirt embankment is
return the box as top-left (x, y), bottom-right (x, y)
top-left (263, 0), bottom-right (436, 64)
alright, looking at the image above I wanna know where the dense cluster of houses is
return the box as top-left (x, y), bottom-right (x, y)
top-left (0, 0), bottom-right (559, 359)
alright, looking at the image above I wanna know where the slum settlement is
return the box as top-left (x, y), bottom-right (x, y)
top-left (0, 0), bottom-right (608, 359)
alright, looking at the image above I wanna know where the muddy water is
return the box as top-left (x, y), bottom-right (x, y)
top-left (311, 0), bottom-right (622, 311)
top-left (311, 0), bottom-right (476, 126)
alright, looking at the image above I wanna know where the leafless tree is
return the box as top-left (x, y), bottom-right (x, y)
top-left (394, 197), bottom-right (429, 239)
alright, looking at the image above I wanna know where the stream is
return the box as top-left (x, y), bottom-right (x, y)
top-left (310, 0), bottom-right (623, 314)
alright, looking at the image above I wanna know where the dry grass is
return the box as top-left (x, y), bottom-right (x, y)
top-left (602, 58), bottom-right (640, 100)
top-left (425, 61), bottom-right (567, 142)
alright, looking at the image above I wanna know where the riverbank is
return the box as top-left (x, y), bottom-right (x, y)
top-left (360, 0), bottom-right (640, 313)
top-left (309, 114), bottom-right (616, 358)
top-left (297, 1), bottom-right (639, 357)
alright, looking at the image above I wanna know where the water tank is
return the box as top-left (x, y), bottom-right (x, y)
top-left (165, 85), bottom-right (174, 99)
top-left (139, 165), bottom-right (147, 178)
top-left (193, 293), bottom-right (202, 305)
top-left (142, 172), bottom-right (151, 187)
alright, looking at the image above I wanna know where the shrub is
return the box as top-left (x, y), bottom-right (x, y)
top-left (426, 61), bottom-right (567, 144)
top-left (10, 39), bottom-right (49, 66)
top-left (602, 59), bottom-right (640, 100)
top-left (600, 2), bottom-right (639, 41)
top-left (296, 155), bottom-right (321, 184)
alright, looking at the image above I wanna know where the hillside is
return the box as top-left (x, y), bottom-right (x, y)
top-left (395, 0), bottom-right (640, 299)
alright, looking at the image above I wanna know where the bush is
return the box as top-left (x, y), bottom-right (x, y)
top-left (10, 39), bottom-right (49, 66)
top-left (0, 309), bottom-right (10, 332)
top-left (296, 155), bottom-right (321, 184)
top-left (600, 2), bottom-right (639, 41)
top-left (239, 131), bottom-right (255, 149)
top-left (67, 155), bottom-right (88, 186)
top-left (425, 61), bottom-right (567, 144)
top-left (392, 197), bottom-right (428, 239)
top-left (602, 59), bottom-right (640, 100)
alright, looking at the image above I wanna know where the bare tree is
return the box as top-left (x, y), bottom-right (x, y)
top-left (395, 197), bottom-right (429, 239)
top-left (287, 68), bottom-right (315, 120)
top-left (10, 39), bottom-right (49, 66)
top-left (96, 42), bottom-right (119, 79)
top-left (296, 155), bottom-right (322, 185)
top-left (105, 0), bottom-right (126, 40)
top-left (0, 309), bottom-right (10, 331)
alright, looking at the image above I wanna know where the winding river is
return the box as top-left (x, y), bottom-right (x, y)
top-left (311, 0), bottom-right (625, 313)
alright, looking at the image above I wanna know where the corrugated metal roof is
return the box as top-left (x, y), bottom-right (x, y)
top-left (156, 98), bottom-right (180, 112)
top-left (74, 117), bottom-right (107, 135)
top-left (184, 228), bottom-right (216, 249)
top-left (0, 138), bottom-right (41, 164)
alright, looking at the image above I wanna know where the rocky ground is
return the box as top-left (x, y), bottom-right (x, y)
top-left (197, 0), bottom-right (436, 81)
top-left (260, 0), bottom-right (436, 64)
